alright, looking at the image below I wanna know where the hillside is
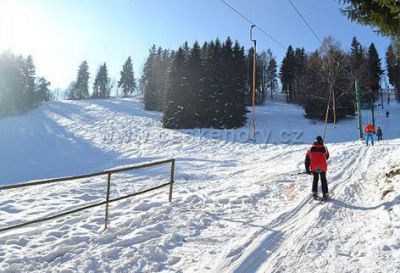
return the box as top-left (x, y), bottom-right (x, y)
top-left (0, 96), bottom-right (399, 273)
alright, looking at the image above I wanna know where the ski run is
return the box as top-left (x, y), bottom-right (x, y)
top-left (0, 96), bottom-right (399, 273)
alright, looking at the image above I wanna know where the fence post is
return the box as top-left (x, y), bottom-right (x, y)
top-left (104, 173), bottom-right (112, 230)
top-left (169, 159), bottom-right (175, 202)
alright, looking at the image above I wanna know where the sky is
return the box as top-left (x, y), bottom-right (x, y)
top-left (0, 0), bottom-right (392, 90)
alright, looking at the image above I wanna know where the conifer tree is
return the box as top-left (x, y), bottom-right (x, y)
top-left (22, 55), bottom-right (36, 109)
top-left (73, 61), bottom-right (89, 99)
top-left (142, 45), bottom-right (172, 111)
top-left (386, 44), bottom-right (400, 89)
top-left (231, 41), bottom-right (248, 127)
top-left (293, 47), bottom-right (307, 103)
top-left (367, 43), bottom-right (383, 96)
top-left (118, 57), bottom-right (136, 97)
top-left (265, 52), bottom-right (278, 99)
top-left (218, 37), bottom-right (235, 127)
top-left (36, 77), bottom-right (51, 103)
top-left (349, 36), bottom-right (369, 99)
top-left (386, 44), bottom-right (400, 100)
top-left (163, 47), bottom-right (187, 128)
top-left (0, 51), bottom-right (49, 117)
top-left (280, 46), bottom-right (296, 102)
top-left (187, 41), bottom-right (203, 128)
top-left (93, 63), bottom-right (110, 99)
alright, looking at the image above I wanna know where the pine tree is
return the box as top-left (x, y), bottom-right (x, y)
top-left (386, 43), bottom-right (400, 100)
top-left (0, 51), bottom-right (48, 117)
top-left (187, 41), bottom-right (202, 128)
top-left (293, 47), bottom-right (307, 103)
top-left (163, 47), bottom-right (187, 128)
top-left (265, 51), bottom-right (278, 99)
top-left (118, 57), bottom-right (136, 97)
top-left (231, 41), bottom-right (248, 127)
top-left (19, 55), bottom-right (36, 110)
top-left (350, 37), bottom-right (363, 73)
top-left (349, 37), bottom-right (369, 99)
top-left (142, 45), bottom-right (169, 111)
top-left (280, 46), bottom-right (295, 102)
top-left (339, 0), bottom-right (400, 49)
top-left (36, 77), bottom-right (51, 103)
top-left (0, 52), bottom-right (23, 115)
top-left (93, 63), bottom-right (111, 99)
top-left (218, 37), bottom-right (235, 128)
top-left (367, 43), bottom-right (383, 96)
top-left (73, 61), bottom-right (89, 99)
top-left (200, 40), bottom-right (222, 127)
top-left (386, 44), bottom-right (400, 89)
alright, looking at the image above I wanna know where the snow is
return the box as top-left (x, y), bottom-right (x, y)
top-left (0, 95), bottom-right (399, 272)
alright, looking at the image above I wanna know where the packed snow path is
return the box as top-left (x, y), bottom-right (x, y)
top-left (0, 98), bottom-right (399, 272)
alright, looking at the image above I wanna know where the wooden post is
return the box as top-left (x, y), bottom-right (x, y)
top-left (169, 159), bottom-right (175, 202)
top-left (104, 173), bottom-right (111, 230)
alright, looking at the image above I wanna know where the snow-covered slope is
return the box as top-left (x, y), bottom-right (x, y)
top-left (0, 97), bottom-right (399, 273)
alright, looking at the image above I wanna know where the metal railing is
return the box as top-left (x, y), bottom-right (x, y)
top-left (0, 158), bottom-right (175, 233)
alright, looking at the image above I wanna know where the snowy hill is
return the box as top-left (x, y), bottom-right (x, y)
top-left (0, 97), bottom-right (399, 272)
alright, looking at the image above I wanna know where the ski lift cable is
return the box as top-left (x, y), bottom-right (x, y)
top-left (219, 0), bottom-right (288, 50)
top-left (288, 0), bottom-right (389, 135)
top-left (287, 0), bottom-right (388, 136)
top-left (220, 0), bottom-right (373, 96)
top-left (219, 0), bottom-right (341, 140)
top-left (287, 0), bottom-right (322, 44)
top-left (287, 0), bottom-right (373, 93)
top-left (218, 0), bottom-right (348, 104)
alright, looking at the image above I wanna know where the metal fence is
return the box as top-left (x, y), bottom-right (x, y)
top-left (0, 158), bottom-right (175, 233)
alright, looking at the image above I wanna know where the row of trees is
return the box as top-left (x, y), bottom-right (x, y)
top-left (279, 36), bottom-right (385, 120)
top-left (163, 39), bottom-right (249, 129)
top-left (0, 51), bottom-right (51, 117)
top-left (140, 38), bottom-right (278, 129)
top-left (67, 57), bottom-right (136, 100)
top-left (338, 0), bottom-right (400, 101)
top-left (386, 43), bottom-right (400, 99)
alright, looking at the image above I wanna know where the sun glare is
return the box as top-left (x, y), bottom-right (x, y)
top-left (0, 1), bottom-right (50, 55)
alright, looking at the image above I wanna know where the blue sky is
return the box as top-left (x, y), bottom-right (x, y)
top-left (0, 0), bottom-right (391, 89)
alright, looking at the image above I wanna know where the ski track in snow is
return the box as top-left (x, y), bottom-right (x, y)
top-left (0, 96), bottom-right (399, 273)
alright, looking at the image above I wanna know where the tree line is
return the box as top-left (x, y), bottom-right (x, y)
top-left (386, 43), bottom-right (400, 100)
top-left (0, 51), bottom-right (51, 117)
top-left (2, 35), bottom-right (398, 126)
top-left (67, 57), bottom-right (136, 100)
top-left (279, 36), bottom-right (387, 121)
top-left (140, 38), bottom-right (278, 129)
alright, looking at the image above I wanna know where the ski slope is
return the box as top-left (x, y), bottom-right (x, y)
top-left (0, 96), bottom-right (399, 273)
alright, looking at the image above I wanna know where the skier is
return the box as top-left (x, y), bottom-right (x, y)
top-left (364, 123), bottom-right (376, 146)
top-left (386, 111), bottom-right (390, 118)
top-left (305, 136), bottom-right (330, 201)
top-left (377, 127), bottom-right (383, 141)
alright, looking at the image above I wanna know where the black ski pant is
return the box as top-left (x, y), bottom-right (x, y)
top-left (312, 172), bottom-right (328, 195)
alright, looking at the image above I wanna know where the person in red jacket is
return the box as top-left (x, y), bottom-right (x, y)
top-left (364, 123), bottom-right (376, 146)
top-left (305, 136), bottom-right (330, 200)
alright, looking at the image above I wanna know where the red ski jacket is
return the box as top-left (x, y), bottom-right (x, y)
top-left (305, 143), bottom-right (329, 172)
top-left (364, 124), bottom-right (375, 134)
